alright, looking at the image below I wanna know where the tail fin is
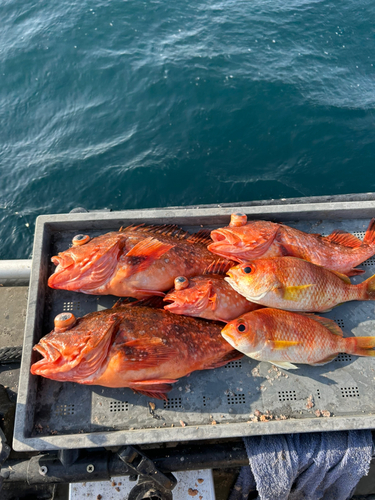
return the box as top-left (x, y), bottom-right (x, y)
top-left (345, 336), bottom-right (375, 357)
top-left (362, 218), bottom-right (375, 246)
top-left (361, 274), bottom-right (375, 300)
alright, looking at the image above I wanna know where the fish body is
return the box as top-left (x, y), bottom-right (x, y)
top-left (48, 224), bottom-right (216, 298)
top-left (225, 257), bottom-right (375, 312)
top-left (221, 308), bottom-right (375, 369)
top-left (209, 214), bottom-right (375, 276)
top-left (31, 299), bottom-right (242, 399)
top-left (164, 261), bottom-right (262, 322)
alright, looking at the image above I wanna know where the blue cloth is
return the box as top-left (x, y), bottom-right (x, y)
top-left (230, 431), bottom-right (374, 500)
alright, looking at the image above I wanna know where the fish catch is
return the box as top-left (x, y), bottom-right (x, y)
top-left (164, 260), bottom-right (262, 322)
top-left (221, 308), bottom-right (375, 369)
top-left (31, 298), bottom-right (242, 399)
top-left (48, 224), bottom-right (217, 298)
top-left (225, 257), bottom-right (375, 312)
top-left (208, 213), bottom-right (375, 276)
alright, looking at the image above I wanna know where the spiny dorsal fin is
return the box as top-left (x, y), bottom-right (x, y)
top-left (323, 230), bottom-right (362, 249)
top-left (113, 296), bottom-right (165, 309)
top-left (203, 260), bottom-right (235, 275)
top-left (121, 223), bottom-right (190, 240)
top-left (302, 314), bottom-right (343, 337)
top-left (187, 229), bottom-right (212, 245)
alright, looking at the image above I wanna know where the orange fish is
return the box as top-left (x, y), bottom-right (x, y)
top-left (48, 224), bottom-right (217, 298)
top-left (226, 257), bottom-right (375, 312)
top-left (164, 260), bottom-right (262, 322)
top-left (208, 213), bottom-right (375, 276)
top-left (221, 308), bottom-right (375, 370)
top-left (31, 298), bottom-right (242, 399)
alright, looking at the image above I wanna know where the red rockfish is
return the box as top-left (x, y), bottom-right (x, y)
top-left (221, 308), bottom-right (375, 370)
top-left (31, 299), bottom-right (242, 399)
top-left (208, 213), bottom-right (375, 276)
top-left (164, 260), bottom-right (262, 322)
top-left (226, 257), bottom-right (375, 312)
top-left (48, 224), bottom-right (217, 298)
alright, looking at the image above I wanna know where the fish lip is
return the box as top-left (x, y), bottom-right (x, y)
top-left (210, 229), bottom-right (241, 245)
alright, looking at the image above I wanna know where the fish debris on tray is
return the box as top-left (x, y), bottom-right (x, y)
top-left (221, 308), bottom-right (375, 370)
top-left (225, 256), bottom-right (375, 312)
top-left (31, 298), bottom-right (243, 400)
top-left (164, 260), bottom-right (262, 322)
top-left (48, 224), bottom-right (219, 298)
top-left (208, 213), bottom-right (375, 276)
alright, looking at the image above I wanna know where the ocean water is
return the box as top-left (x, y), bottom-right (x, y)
top-left (1, 0), bottom-right (375, 259)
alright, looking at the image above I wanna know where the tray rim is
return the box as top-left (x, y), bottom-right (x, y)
top-left (13, 200), bottom-right (375, 451)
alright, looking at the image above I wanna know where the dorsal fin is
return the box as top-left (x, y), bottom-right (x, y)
top-left (187, 229), bottom-right (212, 245)
top-left (203, 260), bottom-right (235, 275)
top-left (323, 230), bottom-right (362, 249)
top-left (121, 223), bottom-right (190, 240)
top-left (302, 314), bottom-right (343, 337)
top-left (112, 296), bottom-right (165, 309)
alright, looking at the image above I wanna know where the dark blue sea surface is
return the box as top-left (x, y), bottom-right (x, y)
top-left (1, 0), bottom-right (375, 258)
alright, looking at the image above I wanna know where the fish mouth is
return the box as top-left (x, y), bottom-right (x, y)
top-left (210, 229), bottom-right (241, 245)
top-left (221, 325), bottom-right (237, 346)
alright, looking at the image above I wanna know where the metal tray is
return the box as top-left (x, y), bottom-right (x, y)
top-left (14, 201), bottom-right (375, 451)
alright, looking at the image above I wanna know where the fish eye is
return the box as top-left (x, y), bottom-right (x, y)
top-left (237, 323), bottom-right (247, 332)
top-left (174, 276), bottom-right (189, 290)
top-left (243, 266), bottom-right (252, 274)
top-left (54, 312), bottom-right (76, 332)
top-left (72, 234), bottom-right (90, 246)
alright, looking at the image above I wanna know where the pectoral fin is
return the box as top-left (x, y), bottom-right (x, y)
top-left (282, 284), bottom-right (314, 301)
top-left (124, 237), bottom-right (175, 277)
top-left (122, 338), bottom-right (178, 368)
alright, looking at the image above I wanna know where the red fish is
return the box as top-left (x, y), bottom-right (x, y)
top-left (31, 298), bottom-right (242, 399)
top-left (222, 308), bottom-right (375, 370)
top-left (48, 224), bottom-right (217, 298)
top-left (164, 260), bottom-right (262, 322)
top-left (208, 213), bottom-right (375, 276)
top-left (226, 257), bottom-right (375, 312)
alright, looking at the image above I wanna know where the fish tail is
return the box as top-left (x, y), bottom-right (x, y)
top-left (344, 336), bottom-right (375, 357)
top-left (360, 274), bottom-right (375, 300)
top-left (362, 218), bottom-right (375, 246)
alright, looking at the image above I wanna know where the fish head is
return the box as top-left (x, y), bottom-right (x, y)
top-left (164, 277), bottom-right (215, 316)
top-left (225, 261), bottom-right (276, 302)
top-left (221, 315), bottom-right (258, 352)
top-left (48, 232), bottom-right (126, 292)
top-left (30, 311), bottom-right (120, 382)
top-left (208, 219), bottom-right (279, 261)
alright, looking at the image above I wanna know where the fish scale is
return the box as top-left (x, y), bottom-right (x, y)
top-left (225, 257), bottom-right (375, 312)
top-left (221, 308), bottom-right (375, 369)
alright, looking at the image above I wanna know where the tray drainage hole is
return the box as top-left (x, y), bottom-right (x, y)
top-left (340, 387), bottom-right (359, 398)
top-left (335, 319), bottom-right (345, 329)
top-left (203, 396), bottom-right (210, 407)
top-left (353, 231), bottom-right (365, 239)
top-left (164, 397), bottom-right (182, 409)
top-left (227, 394), bottom-right (246, 405)
top-left (316, 389), bottom-right (321, 400)
top-left (62, 301), bottom-right (80, 312)
top-left (55, 404), bottom-right (75, 416)
top-left (362, 257), bottom-right (375, 267)
top-left (278, 391), bottom-right (297, 402)
top-left (109, 401), bottom-right (129, 412)
top-left (224, 360), bottom-right (242, 369)
top-left (335, 353), bottom-right (352, 362)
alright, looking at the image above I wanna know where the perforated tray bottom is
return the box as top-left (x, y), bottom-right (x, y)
top-left (14, 207), bottom-right (375, 451)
